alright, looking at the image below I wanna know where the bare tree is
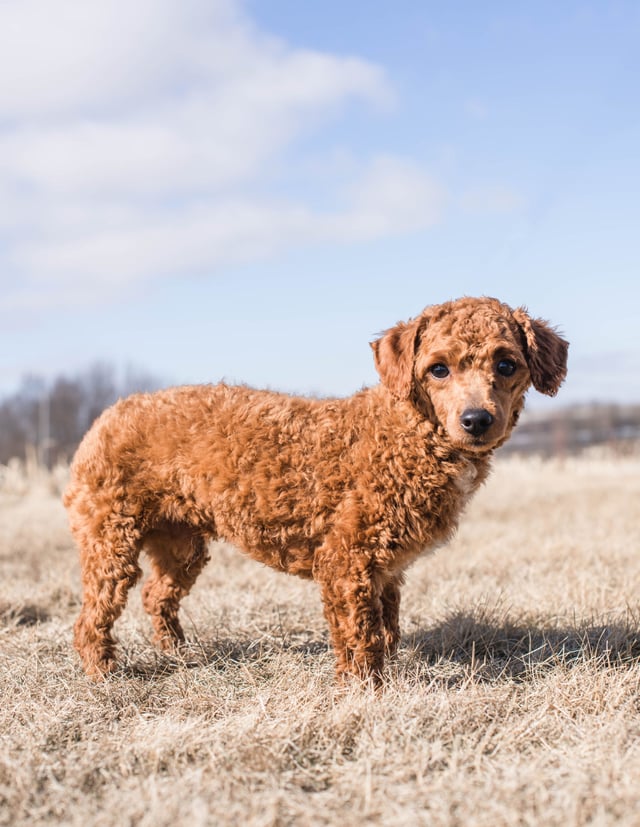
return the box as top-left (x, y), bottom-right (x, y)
top-left (0, 364), bottom-right (163, 466)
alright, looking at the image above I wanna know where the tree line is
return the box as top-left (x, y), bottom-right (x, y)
top-left (0, 364), bottom-right (161, 467)
top-left (500, 402), bottom-right (640, 457)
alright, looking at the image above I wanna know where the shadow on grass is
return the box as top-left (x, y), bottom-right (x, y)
top-left (0, 602), bottom-right (51, 626)
top-left (115, 606), bottom-right (640, 684)
top-left (408, 605), bottom-right (640, 683)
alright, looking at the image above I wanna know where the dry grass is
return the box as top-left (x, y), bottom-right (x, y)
top-left (2, 452), bottom-right (640, 826)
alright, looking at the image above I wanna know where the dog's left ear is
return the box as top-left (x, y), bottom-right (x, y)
top-left (512, 308), bottom-right (569, 396)
top-left (371, 315), bottom-right (425, 400)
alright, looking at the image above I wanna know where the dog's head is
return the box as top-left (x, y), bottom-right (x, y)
top-left (371, 296), bottom-right (568, 453)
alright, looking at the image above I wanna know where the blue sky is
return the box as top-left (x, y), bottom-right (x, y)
top-left (1, 0), bottom-right (639, 408)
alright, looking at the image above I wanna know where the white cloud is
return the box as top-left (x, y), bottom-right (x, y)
top-left (459, 185), bottom-right (525, 214)
top-left (0, 0), bottom-right (247, 117)
top-left (0, 0), bottom-right (389, 195)
top-left (7, 156), bottom-right (444, 308)
top-left (343, 156), bottom-right (445, 238)
top-left (0, 0), bottom-right (443, 316)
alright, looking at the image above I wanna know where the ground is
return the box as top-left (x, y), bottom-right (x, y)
top-left (2, 451), bottom-right (640, 826)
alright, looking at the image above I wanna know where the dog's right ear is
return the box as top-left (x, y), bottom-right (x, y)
top-left (371, 315), bottom-right (425, 400)
top-left (511, 307), bottom-right (569, 396)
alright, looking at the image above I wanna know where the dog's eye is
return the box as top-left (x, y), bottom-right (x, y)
top-left (497, 359), bottom-right (517, 377)
top-left (429, 363), bottom-right (450, 379)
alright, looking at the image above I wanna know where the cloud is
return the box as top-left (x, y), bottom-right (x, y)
top-left (0, 0), bottom-right (389, 192)
top-left (5, 156), bottom-right (444, 312)
top-left (0, 0), bottom-right (284, 119)
top-left (0, 0), bottom-right (444, 317)
top-left (459, 185), bottom-right (525, 215)
top-left (343, 156), bottom-right (445, 238)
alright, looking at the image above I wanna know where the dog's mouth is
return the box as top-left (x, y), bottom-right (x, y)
top-left (452, 430), bottom-right (502, 454)
top-left (463, 439), bottom-right (493, 454)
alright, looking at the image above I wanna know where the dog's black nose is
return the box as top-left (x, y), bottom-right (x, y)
top-left (460, 408), bottom-right (494, 437)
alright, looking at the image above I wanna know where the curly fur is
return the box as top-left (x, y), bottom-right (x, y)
top-left (64, 297), bottom-right (568, 684)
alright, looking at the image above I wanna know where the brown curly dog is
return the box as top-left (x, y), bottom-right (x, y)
top-left (65, 296), bottom-right (568, 684)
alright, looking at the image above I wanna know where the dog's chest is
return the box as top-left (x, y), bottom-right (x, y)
top-left (382, 456), bottom-right (484, 569)
top-left (454, 459), bottom-right (480, 500)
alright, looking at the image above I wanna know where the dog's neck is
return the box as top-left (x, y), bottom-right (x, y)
top-left (369, 382), bottom-right (493, 483)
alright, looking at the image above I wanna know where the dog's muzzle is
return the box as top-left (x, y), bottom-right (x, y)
top-left (460, 408), bottom-right (494, 437)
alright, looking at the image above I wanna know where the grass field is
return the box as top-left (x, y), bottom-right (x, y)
top-left (2, 451), bottom-right (640, 826)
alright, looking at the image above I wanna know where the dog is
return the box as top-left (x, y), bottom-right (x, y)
top-left (64, 296), bottom-right (568, 684)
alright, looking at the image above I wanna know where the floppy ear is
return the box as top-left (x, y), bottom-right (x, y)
top-left (370, 314), bottom-right (425, 399)
top-left (512, 307), bottom-right (569, 396)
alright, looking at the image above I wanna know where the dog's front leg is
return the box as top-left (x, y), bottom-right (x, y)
top-left (314, 547), bottom-right (386, 686)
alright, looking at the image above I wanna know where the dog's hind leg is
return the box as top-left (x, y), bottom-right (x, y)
top-left (72, 511), bottom-right (143, 678)
top-left (141, 527), bottom-right (210, 651)
top-left (381, 576), bottom-right (402, 657)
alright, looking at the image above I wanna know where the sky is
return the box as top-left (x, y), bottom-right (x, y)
top-left (1, 0), bottom-right (639, 409)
